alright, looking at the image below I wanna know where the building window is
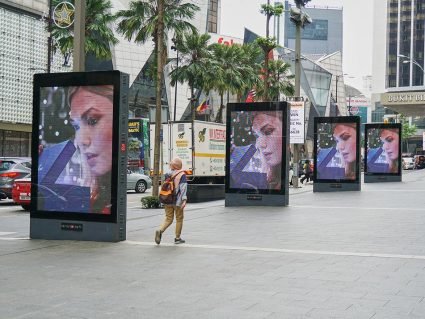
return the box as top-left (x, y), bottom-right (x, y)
top-left (208, 0), bottom-right (218, 33)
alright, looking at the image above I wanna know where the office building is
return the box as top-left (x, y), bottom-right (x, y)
top-left (283, 1), bottom-right (343, 55)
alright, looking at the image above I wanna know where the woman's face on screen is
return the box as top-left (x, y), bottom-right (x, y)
top-left (333, 124), bottom-right (357, 164)
top-left (252, 113), bottom-right (283, 168)
top-left (380, 129), bottom-right (399, 161)
top-left (70, 87), bottom-right (113, 177)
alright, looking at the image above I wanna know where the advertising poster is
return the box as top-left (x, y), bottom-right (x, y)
top-left (193, 121), bottom-right (226, 176)
top-left (228, 109), bottom-right (284, 191)
top-left (36, 85), bottom-right (114, 215)
top-left (365, 123), bottom-right (401, 175)
top-left (128, 119), bottom-right (144, 172)
top-left (171, 122), bottom-right (192, 170)
top-left (314, 117), bottom-right (360, 182)
top-left (289, 101), bottom-right (305, 144)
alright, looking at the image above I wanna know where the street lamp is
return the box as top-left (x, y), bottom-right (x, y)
top-left (171, 38), bottom-right (179, 122)
top-left (398, 54), bottom-right (425, 74)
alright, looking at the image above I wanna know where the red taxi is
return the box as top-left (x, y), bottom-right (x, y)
top-left (12, 177), bottom-right (31, 211)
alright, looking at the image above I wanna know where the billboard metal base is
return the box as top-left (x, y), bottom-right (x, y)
top-left (225, 193), bottom-right (289, 207)
top-left (313, 182), bottom-right (361, 192)
top-left (364, 175), bottom-right (402, 183)
top-left (30, 218), bottom-right (125, 242)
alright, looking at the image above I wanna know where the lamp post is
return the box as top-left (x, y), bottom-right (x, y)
top-left (398, 54), bottom-right (425, 86)
top-left (171, 38), bottom-right (179, 122)
top-left (289, 1), bottom-right (312, 188)
top-left (398, 54), bottom-right (425, 74)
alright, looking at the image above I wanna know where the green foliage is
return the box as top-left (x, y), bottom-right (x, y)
top-left (141, 196), bottom-right (162, 209)
top-left (255, 37), bottom-right (278, 54)
top-left (402, 121), bottom-right (417, 141)
top-left (256, 59), bottom-right (295, 101)
top-left (260, 3), bottom-right (284, 16)
top-left (51, 0), bottom-right (118, 60)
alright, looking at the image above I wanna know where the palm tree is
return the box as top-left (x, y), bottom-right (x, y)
top-left (115, 0), bottom-right (199, 196)
top-left (168, 31), bottom-right (212, 122)
top-left (237, 43), bottom-right (263, 102)
top-left (256, 59), bottom-right (295, 101)
top-left (51, 0), bottom-right (118, 60)
top-left (258, 1), bottom-right (284, 100)
top-left (209, 43), bottom-right (247, 123)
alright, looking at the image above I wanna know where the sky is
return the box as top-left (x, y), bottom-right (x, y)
top-left (220, 0), bottom-right (374, 92)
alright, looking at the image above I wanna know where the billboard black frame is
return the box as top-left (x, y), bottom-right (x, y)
top-left (225, 101), bottom-right (290, 206)
top-left (364, 123), bottom-right (402, 183)
top-left (31, 71), bottom-right (128, 226)
top-left (313, 116), bottom-right (361, 192)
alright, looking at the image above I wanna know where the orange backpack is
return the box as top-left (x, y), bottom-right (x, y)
top-left (159, 172), bottom-right (183, 205)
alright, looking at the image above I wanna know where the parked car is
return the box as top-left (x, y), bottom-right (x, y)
top-left (11, 176), bottom-right (31, 210)
top-left (402, 156), bottom-right (415, 170)
top-left (127, 170), bottom-right (152, 193)
top-left (0, 157), bottom-right (31, 199)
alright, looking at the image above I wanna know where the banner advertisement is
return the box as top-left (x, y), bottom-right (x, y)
top-left (289, 101), bottom-right (305, 144)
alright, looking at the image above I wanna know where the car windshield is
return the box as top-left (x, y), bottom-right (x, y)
top-left (0, 161), bottom-right (15, 171)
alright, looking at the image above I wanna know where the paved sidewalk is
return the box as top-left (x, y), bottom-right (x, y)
top-left (1, 170), bottom-right (425, 318)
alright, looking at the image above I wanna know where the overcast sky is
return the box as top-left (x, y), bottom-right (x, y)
top-left (220, 0), bottom-right (374, 92)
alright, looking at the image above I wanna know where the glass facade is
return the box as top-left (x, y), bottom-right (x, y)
top-left (207, 0), bottom-right (218, 33)
top-left (0, 130), bottom-right (31, 157)
top-left (387, 0), bottom-right (425, 88)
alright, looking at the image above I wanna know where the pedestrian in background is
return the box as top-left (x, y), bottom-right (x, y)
top-left (300, 159), bottom-right (312, 184)
top-left (155, 157), bottom-right (187, 245)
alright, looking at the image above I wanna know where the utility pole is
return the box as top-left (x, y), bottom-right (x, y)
top-left (73, 0), bottom-right (86, 72)
top-left (292, 19), bottom-right (301, 188)
top-left (290, 0), bottom-right (312, 187)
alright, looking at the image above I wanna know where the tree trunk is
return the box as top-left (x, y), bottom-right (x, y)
top-left (215, 93), bottom-right (224, 123)
top-left (152, 0), bottom-right (165, 197)
top-left (263, 0), bottom-right (271, 101)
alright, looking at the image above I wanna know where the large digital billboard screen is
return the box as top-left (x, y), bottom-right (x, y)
top-left (365, 123), bottom-right (401, 175)
top-left (36, 85), bottom-right (113, 215)
top-left (314, 117), bottom-right (360, 182)
top-left (226, 102), bottom-right (288, 194)
top-left (31, 71), bottom-right (128, 224)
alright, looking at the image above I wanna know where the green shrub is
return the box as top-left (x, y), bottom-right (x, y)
top-left (141, 196), bottom-right (162, 209)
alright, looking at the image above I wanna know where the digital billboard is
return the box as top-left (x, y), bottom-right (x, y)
top-left (225, 102), bottom-right (290, 206)
top-left (314, 116), bottom-right (361, 186)
top-left (31, 71), bottom-right (128, 232)
top-left (365, 123), bottom-right (401, 176)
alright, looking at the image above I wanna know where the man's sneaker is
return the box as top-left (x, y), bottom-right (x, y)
top-left (174, 238), bottom-right (185, 244)
top-left (155, 230), bottom-right (162, 245)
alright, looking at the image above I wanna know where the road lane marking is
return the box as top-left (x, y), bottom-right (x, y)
top-left (125, 240), bottom-right (425, 260)
top-left (0, 232), bottom-right (16, 236)
top-left (0, 237), bottom-right (28, 240)
top-left (289, 205), bottom-right (425, 211)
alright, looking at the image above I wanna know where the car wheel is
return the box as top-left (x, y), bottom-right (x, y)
top-left (21, 204), bottom-right (30, 211)
top-left (135, 180), bottom-right (147, 193)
